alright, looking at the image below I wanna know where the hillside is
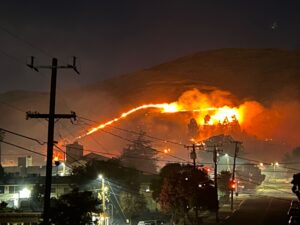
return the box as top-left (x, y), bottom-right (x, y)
top-left (1, 48), bottom-right (300, 164)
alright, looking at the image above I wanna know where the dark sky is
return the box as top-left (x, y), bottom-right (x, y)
top-left (0, 0), bottom-right (299, 93)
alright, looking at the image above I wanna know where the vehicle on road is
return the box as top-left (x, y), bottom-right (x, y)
top-left (137, 220), bottom-right (165, 225)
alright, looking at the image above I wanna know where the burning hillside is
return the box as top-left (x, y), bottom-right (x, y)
top-left (2, 49), bottom-right (300, 163)
top-left (79, 88), bottom-right (269, 143)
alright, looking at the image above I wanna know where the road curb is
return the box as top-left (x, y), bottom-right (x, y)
top-left (218, 199), bottom-right (245, 224)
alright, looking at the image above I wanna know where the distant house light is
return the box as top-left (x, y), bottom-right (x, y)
top-left (19, 187), bottom-right (31, 199)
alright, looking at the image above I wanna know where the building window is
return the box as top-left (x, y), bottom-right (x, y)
top-left (0, 186), bottom-right (4, 194)
top-left (15, 186), bottom-right (22, 192)
top-left (9, 186), bottom-right (14, 194)
top-left (63, 187), bottom-right (69, 193)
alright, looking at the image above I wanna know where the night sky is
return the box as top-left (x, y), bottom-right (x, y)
top-left (0, 0), bottom-right (300, 93)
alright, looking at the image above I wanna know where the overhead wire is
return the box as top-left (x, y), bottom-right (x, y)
top-left (0, 127), bottom-right (46, 145)
top-left (77, 115), bottom-right (185, 147)
top-left (76, 118), bottom-right (189, 163)
top-left (0, 140), bottom-right (46, 157)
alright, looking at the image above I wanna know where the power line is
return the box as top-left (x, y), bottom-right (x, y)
top-left (76, 119), bottom-right (189, 163)
top-left (0, 24), bottom-right (53, 58)
top-left (0, 127), bottom-right (46, 145)
top-left (77, 116), bottom-right (300, 171)
top-left (0, 100), bottom-right (25, 113)
top-left (77, 116), bottom-right (185, 147)
top-left (0, 140), bottom-right (46, 157)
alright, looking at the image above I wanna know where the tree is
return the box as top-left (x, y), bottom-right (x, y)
top-left (151, 163), bottom-right (216, 225)
top-left (120, 132), bottom-right (158, 174)
top-left (0, 164), bottom-right (4, 180)
top-left (218, 171), bottom-right (232, 202)
top-left (31, 184), bottom-right (45, 210)
top-left (236, 163), bottom-right (265, 189)
top-left (50, 188), bottom-right (101, 225)
top-left (188, 118), bottom-right (199, 138)
top-left (0, 201), bottom-right (9, 212)
top-left (119, 191), bottom-right (147, 222)
top-left (292, 173), bottom-right (300, 200)
top-left (72, 158), bottom-right (141, 191)
top-left (283, 147), bottom-right (300, 170)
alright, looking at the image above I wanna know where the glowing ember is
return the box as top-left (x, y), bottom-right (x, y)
top-left (163, 148), bottom-right (171, 153)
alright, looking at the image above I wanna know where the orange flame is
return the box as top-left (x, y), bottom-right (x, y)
top-left (78, 89), bottom-right (250, 139)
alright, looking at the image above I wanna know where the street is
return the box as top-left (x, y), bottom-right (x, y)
top-left (222, 197), bottom-right (292, 225)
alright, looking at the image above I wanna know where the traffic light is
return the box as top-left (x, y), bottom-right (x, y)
top-left (228, 179), bottom-right (237, 190)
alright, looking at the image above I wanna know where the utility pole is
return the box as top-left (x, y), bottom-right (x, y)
top-left (184, 143), bottom-right (203, 225)
top-left (0, 130), bottom-right (4, 165)
top-left (230, 141), bottom-right (241, 211)
top-left (26, 57), bottom-right (79, 225)
top-left (185, 143), bottom-right (203, 169)
top-left (213, 145), bottom-right (222, 222)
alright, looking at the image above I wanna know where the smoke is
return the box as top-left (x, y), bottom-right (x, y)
top-left (176, 88), bottom-right (237, 110)
top-left (173, 88), bottom-right (299, 146)
top-left (162, 88), bottom-right (300, 160)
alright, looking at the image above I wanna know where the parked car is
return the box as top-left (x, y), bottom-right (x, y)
top-left (138, 220), bottom-right (165, 225)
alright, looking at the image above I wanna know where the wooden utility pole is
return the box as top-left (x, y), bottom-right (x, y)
top-left (230, 141), bottom-right (241, 211)
top-left (213, 146), bottom-right (222, 222)
top-left (184, 143), bottom-right (203, 225)
top-left (26, 57), bottom-right (79, 225)
top-left (185, 143), bottom-right (203, 169)
top-left (0, 130), bottom-right (4, 165)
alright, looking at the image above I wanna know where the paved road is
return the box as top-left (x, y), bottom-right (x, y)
top-left (222, 197), bottom-right (292, 225)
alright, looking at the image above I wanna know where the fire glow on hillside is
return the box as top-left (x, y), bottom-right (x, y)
top-left (78, 89), bottom-right (264, 139)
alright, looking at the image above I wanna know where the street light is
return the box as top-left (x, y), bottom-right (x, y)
top-left (98, 174), bottom-right (109, 225)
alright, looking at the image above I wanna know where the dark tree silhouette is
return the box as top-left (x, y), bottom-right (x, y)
top-left (0, 164), bottom-right (4, 180)
top-left (50, 188), bottom-right (100, 225)
top-left (31, 184), bottom-right (45, 210)
top-left (283, 147), bottom-right (300, 170)
top-left (188, 118), bottom-right (199, 138)
top-left (218, 171), bottom-right (232, 202)
top-left (119, 191), bottom-right (147, 222)
top-left (292, 173), bottom-right (300, 200)
top-left (236, 163), bottom-right (265, 189)
top-left (120, 131), bottom-right (158, 174)
top-left (72, 158), bottom-right (141, 191)
top-left (151, 163), bottom-right (216, 225)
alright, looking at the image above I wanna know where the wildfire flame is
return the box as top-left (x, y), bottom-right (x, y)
top-left (78, 89), bottom-right (247, 139)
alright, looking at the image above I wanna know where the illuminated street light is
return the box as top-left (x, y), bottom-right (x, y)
top-left (98, 174), bottom-right (110, 225)
top-left (275, 162), bottom-right (279, 166)
top-left (259, 162), bottom-right (264, 167)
